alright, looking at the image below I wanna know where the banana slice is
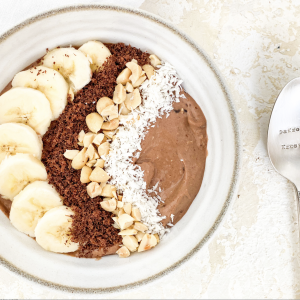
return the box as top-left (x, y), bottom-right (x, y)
top-left (12, 66), bottom-right (69, 119)
top-left (0, 87), bottom-right (52, 135)
top-left (10, 181), bottom-right (63, 237)
top-left (0, 153), bottom-right (47, 200)
top-left (42, 48), bottom-right (92, 92)
top-left (0, 123), bottom-right (42, 163)
top-left (35, 206), bottom-right (79, 253)
top-left (79, 41), bottom-right (111, 72)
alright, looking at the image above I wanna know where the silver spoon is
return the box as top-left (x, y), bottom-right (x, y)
top-left (268, 77), bottom-right (300, 232)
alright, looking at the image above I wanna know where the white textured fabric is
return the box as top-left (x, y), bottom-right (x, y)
top-left (0, 0), bottom-right (144, 35)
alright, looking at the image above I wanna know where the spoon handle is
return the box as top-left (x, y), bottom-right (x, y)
top-left (296, 189), bottom-right (300, 240)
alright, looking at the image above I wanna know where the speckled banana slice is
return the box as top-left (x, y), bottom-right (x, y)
top-left (42, 48), bottom-right (92, 92)
top-left (0, 123), bottom-right (42, 163)
top-left (12, 66), bottom-right (69, 119)
top-left (35, 206), bottom-right (79, 253)
top-left (79, 41), bottom-right (111, 72)
top-left (10, 181), bottom-right (63, 237)
top-left (0, 153), bottom-right (47, 201)
top-left (0, 87), bottom-right (52, 135)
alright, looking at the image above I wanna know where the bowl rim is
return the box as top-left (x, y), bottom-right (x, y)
top-left (0, 4), bottom-right (241, 294)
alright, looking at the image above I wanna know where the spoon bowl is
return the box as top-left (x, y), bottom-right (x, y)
top-left (268, 77), bottom-right (300, 190)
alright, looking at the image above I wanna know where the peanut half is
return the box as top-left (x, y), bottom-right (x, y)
top-left (126, 60), bottom-right (142, 85)
top-left (119, 102), bottom-right (131, 115)
top-left (93, 151), bottom-right (100, 160)
top-left (85, 144), bottom-right (96, 160)
top-left (142, 64), bottom-right (155, 79)
top-left (96, 97), bottom-right (114, 114)
top-left (102, 130), bottom-right (116, 139)
top-left (72, 148), bottom-right (88, 169)
top-left (100, 184), bottom-right (117, 198)
top-left (149, 54), bottom-right (161, 67)
top-left (116, 246), bottom-right (130, 258)
top-left (125, 82), bottom-right (134, 93)
top-left (134, 222), bottom-right (148, 233)
top-left (83, 132), bottom-right (96, 148)
top-left (100, 104), bottom-right (118, 121)
top-left (86, 112), bottom-right (103, 133)
top-left (87, 182), bottom-right (103, 198)
top-left (135, 232), bottom-right (145, 242)
top-left (131, 207), bottom-right (142, 221)
top-left (117, 201), bottom-right (124, 208)
top-left (113, 83), bottom-right (126, 104)
top-left (118, 208), bottom-right (126, 217)
top-left (116, 68), bottom-right (132, 85)
top-left (86, 159), bottom-right (97, 168)
top-left (100, 198), bottom-right (117, 212)
top-left (118, 229), bottom-right (138, 236)
top-left (89, 167), bottom-right (110, 183)
top-left (123, 203), bottom-right (132, 215)
top-left (125, 89), bottom-right (141, 110)
top-left (132, 75), bottom-right (147, 88)
top-left (80, 166), bottom-right (92, 183)
top-left (118, 214), bottom-right (135, 230)
top-left (64, 150), bottom-right (79, 160)
top-left (138, 234), bottom-right (157, 252)
top-left (98, 142), bottom-right (110, 157)
top-left (123, 235), bottom-right (139, 252)
top-left (94, 159), bottom-right (105, 168)
top-left (102, 118), bottom-right (119, 131)
top-left (92, 133), bottom-right (105, 146)
top-left (78, 130), bottom-right (85, 143)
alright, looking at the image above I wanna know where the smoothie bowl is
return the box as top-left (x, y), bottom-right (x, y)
top-left (0, 5), bottom-right (240, 292)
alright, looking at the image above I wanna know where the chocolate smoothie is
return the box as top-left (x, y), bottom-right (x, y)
top-left (0, 43), bottom-right (207, 259)
top-left (136, 92), bottom-right (207, 226)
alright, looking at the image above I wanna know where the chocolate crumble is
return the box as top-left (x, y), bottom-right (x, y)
top-left (41, 43), bottom-right (150, 257)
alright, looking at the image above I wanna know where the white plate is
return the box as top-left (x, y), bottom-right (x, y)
top-left (0, 5), bottom-right (241, 293)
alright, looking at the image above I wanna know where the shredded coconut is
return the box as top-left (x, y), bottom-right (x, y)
top-left (171, 214), bottom-right (175, 223)
top-left (105, 62), bottom-right (182, 238)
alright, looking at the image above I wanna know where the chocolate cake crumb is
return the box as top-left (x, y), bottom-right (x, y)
top-left (42, 43), bottom-right (150, 258)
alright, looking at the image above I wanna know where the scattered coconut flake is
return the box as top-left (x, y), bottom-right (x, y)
top-left (171, 214), bottom-right (175, 223)
top-left (148, 181), bottom-right (159, 193)
top-left (105, 62), bottom-right (183, 238)
top-left (153, 181), bottom-right (159, 191)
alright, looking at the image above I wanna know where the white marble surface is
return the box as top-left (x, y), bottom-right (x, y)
top-left (1, 0), bottom-right (300, 298)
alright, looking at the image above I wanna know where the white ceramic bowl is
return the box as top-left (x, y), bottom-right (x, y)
top-left (0, 5), bottom-right (241, 293)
